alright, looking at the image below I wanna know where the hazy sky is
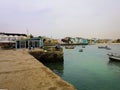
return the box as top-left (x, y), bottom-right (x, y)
top-left (0, 0), bottom-right (120, 39)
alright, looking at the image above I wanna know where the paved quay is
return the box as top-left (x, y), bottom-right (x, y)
top-left (0, 49), bottom-right (76, 90)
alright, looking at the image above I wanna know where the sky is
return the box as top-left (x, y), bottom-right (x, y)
top-left (0, 0), bottom-right (120, 39)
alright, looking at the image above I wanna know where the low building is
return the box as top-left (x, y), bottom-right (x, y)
top-left (16, 39), bottom-right (28, 49)
top-left (88, 38), bottom-right (97, 45)
top-left (0, 32), bottom-right (27, 48)
top-left (61, 37), bottom-right (89, 45)
top-left (16, 37), bottom-right (43, 49)
top-left (28, 37), bottom-right (43, 48)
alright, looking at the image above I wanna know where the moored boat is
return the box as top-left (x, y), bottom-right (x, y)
top-left (79, 49), bottom-right (83, 52)
top-left (98, 46), bottom-right (111, 50)
top-left (105, 47), bottom-right (111, 50)
top-left (82, 45), bottom-right (85, 48)
top-left (65, 46), bottom-right (75, 49)
top-left (98, 46), bottom-right (105, 48)
top-left (107, 53), bottom-right (120, 61)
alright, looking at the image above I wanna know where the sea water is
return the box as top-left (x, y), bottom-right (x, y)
top-left (44, 44), bottom-right (120, 90)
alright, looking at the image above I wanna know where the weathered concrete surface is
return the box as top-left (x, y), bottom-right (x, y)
top-left (29, 50), bottom-right (63, 63)
top-left (0, 49), bottom-right (76, 90)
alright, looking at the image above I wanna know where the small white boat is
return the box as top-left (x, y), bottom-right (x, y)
top-left (98, 46), bottom-right (111, 50)
top-left (65, 46), bottom-right (75, 49)
top-left (98, 46), bottom-right (105, 48)
top-left (107, 53), bottom-right (120, 61)
top-left (105, 46), bottom-right (111, 50)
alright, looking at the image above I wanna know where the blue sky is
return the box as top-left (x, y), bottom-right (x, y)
top-left (0, 0), bottom-right (120, 39)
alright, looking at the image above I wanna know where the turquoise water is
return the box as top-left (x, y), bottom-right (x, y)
top-left (44, 44), bottom-right (120, 90)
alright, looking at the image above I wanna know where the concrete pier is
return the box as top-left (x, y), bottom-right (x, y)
top-left (29, 50), bottom-right (63, 63)
top-left (0, 49), bottom-right (76, 90)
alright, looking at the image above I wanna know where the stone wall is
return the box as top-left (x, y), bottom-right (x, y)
top-left (29, 50), bottom-right (64, 63)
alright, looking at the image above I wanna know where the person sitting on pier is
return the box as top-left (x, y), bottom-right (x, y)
top-left (55, 44), bottom-right (61, 50)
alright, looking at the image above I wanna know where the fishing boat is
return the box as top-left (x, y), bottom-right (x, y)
top-left (65, 46), bottom-right (75, 49)
top-left (107, 53), bottom-right (120, 61)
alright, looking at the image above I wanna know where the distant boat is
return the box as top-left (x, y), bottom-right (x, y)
top-left (107, 53), bottom-right (120, 61)
top-left (79, 49), bottom-right (83, 52)
top-left (82, 45), bottom-right (85, 48)
top-left (98, 46), bottom-right (106, 48)
top-left (98, 46), bottom-right (111, 50)
top-left (65, 46), bottom-right (75, 49)
top-left (105, 47), bottom-right (111, 50)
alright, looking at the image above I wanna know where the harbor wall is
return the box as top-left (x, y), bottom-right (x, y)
top-left (29, 50), bottom-right (63, 63)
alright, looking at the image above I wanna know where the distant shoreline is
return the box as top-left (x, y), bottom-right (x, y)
top-left (96, 43), bottom-right (120, 45)
top-left (60, 43), bottom-right (88, 46)
top-left (60, 43), bottom-right (120, 46)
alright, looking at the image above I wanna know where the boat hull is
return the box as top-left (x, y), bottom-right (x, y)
top-left (109, 56), bottom-right (120, 61)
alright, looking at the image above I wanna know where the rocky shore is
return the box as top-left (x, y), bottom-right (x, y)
top-left (0, 49), bottom-right (76, 90)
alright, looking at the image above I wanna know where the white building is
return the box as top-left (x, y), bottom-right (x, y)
top-left (0, 32), bottom-right (27, 48)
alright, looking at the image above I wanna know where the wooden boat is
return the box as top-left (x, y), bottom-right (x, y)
top-left (107, 53), bottom-right (120, 61)
top-left (65, 46), bottom-right (75, 49)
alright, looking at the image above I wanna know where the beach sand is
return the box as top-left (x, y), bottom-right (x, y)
top-left (0, 49), bottom-right (75, 90)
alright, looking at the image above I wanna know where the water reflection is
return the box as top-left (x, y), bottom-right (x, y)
top-left (43, 62), bottom-right (64, 77)
top-left (108, 60), bottom-right (120, 68)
